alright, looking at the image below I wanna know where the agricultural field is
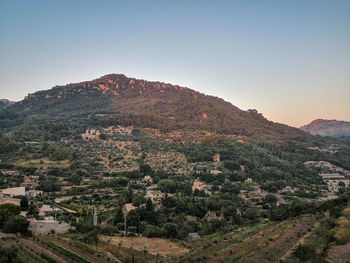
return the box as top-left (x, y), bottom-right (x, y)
top-left (100, 235), bottom-right (189, 257)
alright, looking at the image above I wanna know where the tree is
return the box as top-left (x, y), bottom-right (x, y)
top-left (113, 207), bottom-right (124, 226)
top-left (0, 203), bottom-right (20, 228)
top-left (48, 146), bottom-right (72, 161)
top-left (91, 229), bottom-right (99, 250)
top-left (99, 133), bottom-right (108, 140)
top-left (132, 193), bottom-right (146, 208)
top-left (3, 215), bottom-right (29, 235)
top-left (28, 204), bottom-right (39, 217)
top-left (139, 164), bottom-right (154, 176)
top-left (155, 170), bottom-right (166, 179)
top-left (20, 196), bottom-right (29, 211)
top-left (152, 176), bottom-right (160, 184)
top-left (245, 207), bottom-right (260, 222)
top-left (263, 194), bottom-right (278, 205)
top-left (224, 160), bottom-right (240, 171)
top-left (293, 244), bottom-right (316, 261)
top-left (69, 173), bottom-right (82, 185)
top-left (144, 199), bottom-right (156, 224)
top-left (83, 229), bottom-right (100, 251)
top-left (127, 210), bottom-right (140, 231)
top-left (183, 183), bottom-right (192, 196)
top-left (164, 223), bottom-right (178, 239)
top-left (158, 179), bottom-right (176, 194)
top-left (146, 199), bottom-right (153, 211)
top-left (224, 205), bottom-right (237, 218)
top-left (339, 181), bottom-right (345, 187)
top-left (0, 244), bottom-right (25, 263)
top-left (39, 180), bottom-right (61, 192)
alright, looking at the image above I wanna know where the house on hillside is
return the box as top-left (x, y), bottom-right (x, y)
top-left (23, 176), bottom-right (32, 185)
top-left (145, 190), bottom-right (164, 205)
top-left (142, 176), bottom-right (153, 183)
top-left (192, 180), bottom-right (206, 191)
top-left (185, 215), bottom-right (198, 222)
top-left (39, 205), bottom-right (62, 217)
top-left (26, 190), bottom-right (43, 198)
top-left (213, 154), bottom-right (221, 164)
top-left (29, 220), bottom-right (74, 234)
top-left (281, 186), bottom-right (298, 193)
top-left (1, 170), bottom-right (17, 176)
top-left (187, 232), bottom-right (201, 241)
top-left (210, 170), bottom-right (223, 175)
top-left (245, 178), bottom-right (253, 184)
top-left (202, 211), bottom-right (224, 221)
top-left (192, 180), bottom-right (211, 195)
top-left (124, 203), bottom-right (137, 213)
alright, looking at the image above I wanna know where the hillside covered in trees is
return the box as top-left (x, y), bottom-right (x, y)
top-left (3, 74), bottom-right (305, 142)
top-left (0, 74), bottom-right (350, 262)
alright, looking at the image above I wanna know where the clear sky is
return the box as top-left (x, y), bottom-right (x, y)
top-left (0, 0), bottom-right (349, 127)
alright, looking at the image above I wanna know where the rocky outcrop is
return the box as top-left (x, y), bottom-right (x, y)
top-left (300, 119), bottom-right (350, 137)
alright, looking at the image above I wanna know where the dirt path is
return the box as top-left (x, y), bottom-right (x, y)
top-left (19, 238), bottom-right (70, 263)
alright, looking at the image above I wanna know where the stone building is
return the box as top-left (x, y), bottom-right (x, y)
top-left (29, 220), bottom-right (74, 234)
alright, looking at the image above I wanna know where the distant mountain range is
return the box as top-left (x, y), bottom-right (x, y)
top-left (2, 74), bottom-right (306, 141)
top-left (300, 119), bottom-right (350, 137)
top-left (0, 99), bottom-right (15, 110)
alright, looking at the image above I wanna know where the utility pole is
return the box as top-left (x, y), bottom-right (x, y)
top-left (93, 206), bottom-right (98, 226)
top-left (124, 209), bottom-right (127, 236)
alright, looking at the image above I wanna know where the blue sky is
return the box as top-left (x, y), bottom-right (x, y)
top-left (0, 0), bottom-right (349, 126)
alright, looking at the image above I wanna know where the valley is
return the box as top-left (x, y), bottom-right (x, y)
top-left (0, 75), bottom-right (350, 262)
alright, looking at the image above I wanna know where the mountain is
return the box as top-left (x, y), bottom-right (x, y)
top-left (300, 119), bottom-right (350, 137)
top-left (0, 99), bottom-right (15, 110)
top-left (1, 75), bottom-right (350, 263)
top-left (4, 74), bottom-right (305, 141)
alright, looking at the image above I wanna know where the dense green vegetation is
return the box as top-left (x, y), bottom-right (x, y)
top-left (47, 242), bottom-right (94, 263)
top-left (0, 243), bottom-right (36, 263)
top-left (0, 74), bottom-right (350, 262)
top-left (0, 117), bottom-right (349, 243)
top-left (1, 74), bottom-right (308, 142)
top-left (0, 204), bottom-right (29, 235)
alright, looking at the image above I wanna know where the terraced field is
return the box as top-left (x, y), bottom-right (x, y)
top-left (178, 215), bottom-right (317, 263)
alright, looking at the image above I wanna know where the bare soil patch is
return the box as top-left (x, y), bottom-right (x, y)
top-left (100, 235), bottom-right (189, 257)
top-left (327, 242), bottom-right (350, 263)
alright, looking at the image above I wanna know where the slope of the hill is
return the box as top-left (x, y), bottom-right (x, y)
top-left (0, 99), bottom-right (15, 110)
top-left (3, 74), bottom-right (305, 141)
top-left (300, 119), bottom-right (350, 137)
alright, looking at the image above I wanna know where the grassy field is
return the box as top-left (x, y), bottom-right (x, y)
top-left (177, 215), bottom-right (317, 263)
top-left (100, 235), bottom-right (189, 257)
top-left (15, 158), bottom-right (70, 168)
top-left (0, 240), bottom-right (49, 263)
top-left (39, 234), bottom-right (162, 263)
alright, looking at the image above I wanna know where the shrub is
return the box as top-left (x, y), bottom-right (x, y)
top-left (293, 244), bottom-right (316, 261)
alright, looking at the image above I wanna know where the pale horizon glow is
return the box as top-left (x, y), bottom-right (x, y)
top-left (0, 0), bottom-right (349, 127)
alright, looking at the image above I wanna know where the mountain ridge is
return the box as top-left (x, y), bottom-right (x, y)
top-left (4, 73), bottom-right (305, 141)
top-left (0, 99), bottom-right (15, 110)
top-left (300, 119), bottom-right (350, 137)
